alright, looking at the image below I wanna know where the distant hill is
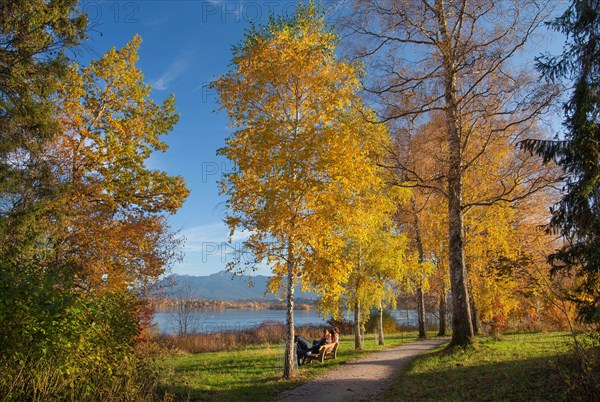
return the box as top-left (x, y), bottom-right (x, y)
top-left (154, 271), bottom-right (318, 301)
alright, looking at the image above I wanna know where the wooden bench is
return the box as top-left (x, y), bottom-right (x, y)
top-left (306, 342), bottom-right (338, 363)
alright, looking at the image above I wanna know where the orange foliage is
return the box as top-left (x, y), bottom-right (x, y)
top-left (44, 36), bottom-right (188, 294)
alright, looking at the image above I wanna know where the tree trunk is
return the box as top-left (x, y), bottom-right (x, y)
top-left (436, 0), bottom-right (474, 346)
top-left (471, 298), bottom-right (481, 335)
top-left (377, 302), bottom-right (385, 345)
top-left (446, 104), bottom-right (474, 346)
top-left (354, 300), bottom-right (363, 350)
top-left (417, 285), bottom-right (427, 339)
top-left (437, 286), bottom-right (447, 337)
top-left (412, 198), bottom-right (427, 340)
top-left (283, 256), bottom-right (295, 378)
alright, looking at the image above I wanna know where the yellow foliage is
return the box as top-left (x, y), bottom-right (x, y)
top-left (46, 36), bottom-right (189, 293)
top-left (213, 3), bottom-right (400, 310)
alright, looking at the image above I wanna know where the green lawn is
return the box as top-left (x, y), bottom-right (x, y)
top-left (158, 331), bottom-right (424, 401)
top-left (159, 331), bottom-right (580, 401)
top-left (385, 332), bottom-right (576, 402)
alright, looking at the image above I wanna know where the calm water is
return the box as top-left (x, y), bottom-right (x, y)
top-left (152, 308), bottom-right (430, 334)
top-left (153, 308), bottom-right (325, 334)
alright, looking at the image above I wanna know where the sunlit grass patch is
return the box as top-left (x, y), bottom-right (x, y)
top-left (386, 332), bottom-right (574, 402)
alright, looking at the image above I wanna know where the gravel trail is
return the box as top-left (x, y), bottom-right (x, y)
top-left (277, 337), bottom-right (448, 402)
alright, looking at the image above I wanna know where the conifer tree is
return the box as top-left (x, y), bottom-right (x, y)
top-left (521, 0), bottom-right (600, 324)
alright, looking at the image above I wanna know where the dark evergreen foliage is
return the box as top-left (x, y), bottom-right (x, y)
top-left (520, 0), bottom-right (600, 324)
top-left (0, 0), bottom-right (87, 253)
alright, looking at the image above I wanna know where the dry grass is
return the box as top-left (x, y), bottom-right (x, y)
top-left (154, 321), bottom-right (325, 354)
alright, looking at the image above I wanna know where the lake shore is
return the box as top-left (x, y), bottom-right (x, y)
top-left (146, 297), bottom-right (316, 311)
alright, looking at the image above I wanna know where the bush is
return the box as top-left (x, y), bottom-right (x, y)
top-left (0, 266), bottom-right (159, 401)
top-left (327, 317), bottom-right (354, 335)
top-left (550, 332), bottom-right (600, 400)
top-left (364, 309), bottom-right (401, 334)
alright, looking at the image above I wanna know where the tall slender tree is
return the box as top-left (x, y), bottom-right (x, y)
top-left (213, 2), bottom-right (390, 377)
top-left (345, 0), bottom-right (557, 345)
top-left (340, 222), bottom-right (410, 349)
top-left (521, 0), bottom-right (600, 324)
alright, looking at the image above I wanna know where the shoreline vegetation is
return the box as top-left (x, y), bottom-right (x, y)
top-left (151, 310), bottom-right (402, 353)
top-left (155, 321), bottom-right (327, 354)
top-left (145, 294), bottom-right (439, 311)
top-left (146, 297), bottom-right (316, 311)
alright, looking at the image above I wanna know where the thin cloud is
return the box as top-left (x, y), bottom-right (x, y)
top-left (183, 222), bottom-right (228, 252)
top-left (182, 222), bottom-right (251, 253)
top-left (152, 51), bottom-right (193, 91)
top-left (145, 14), bottom-right (170, 28)
top-left (176, 222), bottom-right (268, 275)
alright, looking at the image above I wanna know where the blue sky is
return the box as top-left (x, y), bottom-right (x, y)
top-left (76, 0), bottom-right (566, 277)
top-left (77, 0), bottom-right (325, 276)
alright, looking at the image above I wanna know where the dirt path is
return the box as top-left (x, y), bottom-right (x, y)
top-left (276, 337), bottom-right (448, 402)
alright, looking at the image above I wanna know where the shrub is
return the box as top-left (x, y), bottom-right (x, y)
top-left (0, 268), bottom-right (159, 401)
top-left (327, 317), bottom-right (354, 335)
top-left (552, 344), bottom-right (600, 400)
top-left (364, 309), bottom-right (401, 334)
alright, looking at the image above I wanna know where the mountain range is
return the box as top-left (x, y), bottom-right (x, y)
top-left (154, 271), bottom-right (317, 301)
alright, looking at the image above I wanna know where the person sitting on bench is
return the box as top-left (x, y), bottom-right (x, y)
top-left (294, 335), bottom-right (312, 366)
top-left (331, 326), bottom-right (340, 343)
top-left (312, 328), bottom-right (331, 349)
top-left (295, 329), bottom-right (332, 365)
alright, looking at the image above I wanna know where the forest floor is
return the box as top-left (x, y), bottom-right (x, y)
top-left (276, 337), bottom-right (449, 402)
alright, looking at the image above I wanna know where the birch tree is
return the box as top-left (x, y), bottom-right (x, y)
top-left (341, 223), bottom-right (410, 349)
top-left (213, 2), bottom-right (390, 377)
top-left (345, 0), bottom-right (558, 345)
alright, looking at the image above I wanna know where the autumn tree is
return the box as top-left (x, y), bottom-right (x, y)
top-left (417, 193), bottom-right (450, 336)
top-left (0, 36), bottom-right (188, 398)
top-left (386, 114), bottom-right (450, 337)
top-left (464, 203), bottom-right (521, 335)
top-left (335, 202), bottom-right (410, 349)
top-left (51, 36), bottom-right (188, 292)
top-left (521, 0), bottom-right (600, 324)
top-left (369, 230), bottom-right (411, 345)
top-left (393, 199), bottom-right (433, 339)
top-left (345, 0), bottom-right (558, 345)
top-left (314, 162), bottom-right (410, 350)
top-left (214, 3), bottom-right (390, 377)
top-left (0, 0), bottom-right (87, 253)
top-left (384, 96), bottom-right (560, 337)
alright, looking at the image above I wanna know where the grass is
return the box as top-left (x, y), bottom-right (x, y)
top-left (157, 331), bottom-right (429, 401)
top-left (385, 332), bottom-right (576, 402)
top-left (158, 331), bottom-right (586, 401)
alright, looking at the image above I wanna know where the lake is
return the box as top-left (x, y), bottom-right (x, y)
top-left (152, 308), bottom-right (432, 334)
